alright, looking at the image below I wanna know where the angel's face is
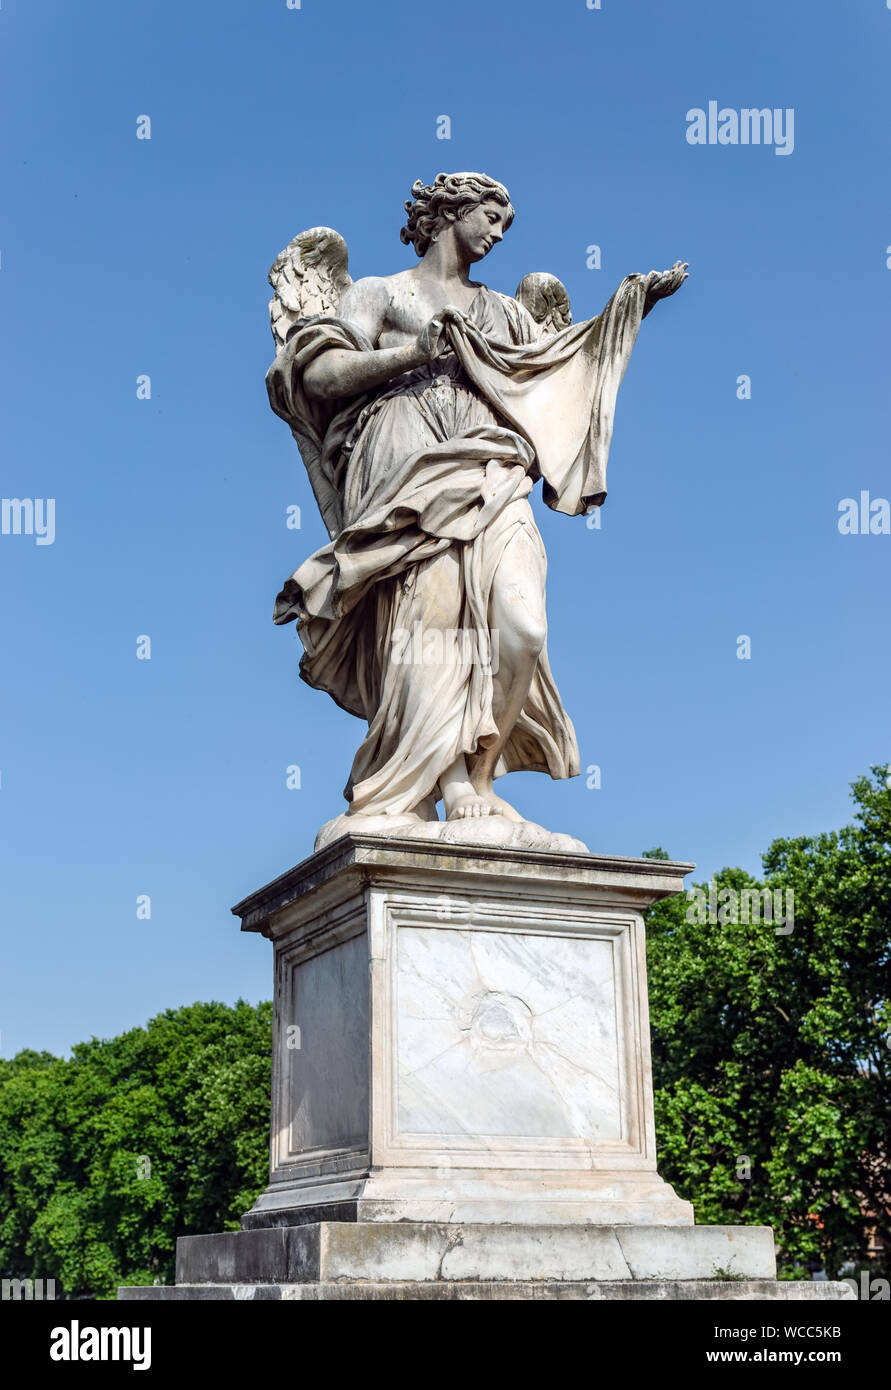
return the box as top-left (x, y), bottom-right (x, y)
top-left (453, 199), bottom-right (508, 263)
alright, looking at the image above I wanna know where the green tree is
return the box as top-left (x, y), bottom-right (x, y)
top-left (646, 765), bottom-right (891, 1279)
top-left (0, 999), bottom-right (272, 1298)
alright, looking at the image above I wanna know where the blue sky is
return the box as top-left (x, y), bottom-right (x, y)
top-left (1, 0), bottom-right (889, 1057)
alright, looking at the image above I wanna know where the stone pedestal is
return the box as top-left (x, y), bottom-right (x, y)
top-left (119, 833), bottom-right (853, 1301)
top-left (238, 833), bottom-right (693, 1229)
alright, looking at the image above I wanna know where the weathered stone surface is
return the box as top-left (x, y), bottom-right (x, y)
top-left (232, 834), bottom-right (694, 933)
top-left (240, 1179), bottom-right (694, 1231)
top-left (176, 1222), bottom-right (777, 1286)
top-left (120, 1278), bottom-right (856, 1303)
top-left (314, 812), bottom-right (589, 855)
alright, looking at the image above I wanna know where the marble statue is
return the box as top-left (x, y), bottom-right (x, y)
top-left (266, 172), bottom-right (687, 848)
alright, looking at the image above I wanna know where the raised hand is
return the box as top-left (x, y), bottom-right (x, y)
top-left (643, 261), bottom-right (689, 316)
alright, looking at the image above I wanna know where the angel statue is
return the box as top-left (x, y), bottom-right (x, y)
top-left (266, 172), bottom-right (687, 850)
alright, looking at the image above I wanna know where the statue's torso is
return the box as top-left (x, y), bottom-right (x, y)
top-left (356, 269), bottom-right (490, 349)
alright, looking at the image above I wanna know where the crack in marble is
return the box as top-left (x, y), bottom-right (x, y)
top-left (514, 1048), bottom-right (609, 1141)
top-left (534, 1039), bottom-right (618, 1095)
top-left (400, 1036), bottom-right (468, 1079)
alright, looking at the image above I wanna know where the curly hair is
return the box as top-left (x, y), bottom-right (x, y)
top-left (400, 172), bottom-right (514, 257)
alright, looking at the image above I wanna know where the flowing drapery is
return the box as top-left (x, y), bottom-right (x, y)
top-left (266, 276), bottom-right (652, 814)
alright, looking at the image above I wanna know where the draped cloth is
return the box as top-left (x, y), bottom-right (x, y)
top-left (267, 275), bottom-right (652, 816)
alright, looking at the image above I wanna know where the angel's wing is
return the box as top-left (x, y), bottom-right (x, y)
top-left (514, 272), bottom-right (572, 336)
top-left (267, 228), bottom-right (352, 539)
top-left (267, 227), bottom-right (352, 351)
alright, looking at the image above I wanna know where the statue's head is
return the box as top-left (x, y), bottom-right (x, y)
top-left (400, 172), bottom-right (514, 262)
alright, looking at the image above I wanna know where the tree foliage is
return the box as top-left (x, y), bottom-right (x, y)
top-left (645, 766), bottom-right (890, 1278)
top-left (0, 1000), bottom-right (272, 1298)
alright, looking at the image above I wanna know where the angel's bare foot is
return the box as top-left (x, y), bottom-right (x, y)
top-left (446, 790), bottom-right (497, 820)
top-left (481, 790), bottom-right (525, 822)
top-left (468, 775), bottom-right (525, 822)
top-left (441, 755), bottom-right (497, 821)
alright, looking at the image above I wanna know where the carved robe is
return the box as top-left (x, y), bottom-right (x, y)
top-left (267, 276), bottom-right (652, 816)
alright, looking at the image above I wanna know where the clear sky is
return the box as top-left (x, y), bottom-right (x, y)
top-left (1, 0), bottom-right (889, 1057)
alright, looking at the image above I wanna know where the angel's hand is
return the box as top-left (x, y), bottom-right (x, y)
top-left (414, 306), bottom-right (464, 362)
top-left (643, 261), bottom-right (689, 314)
top-left (415, 315), bottom-right (445, 362)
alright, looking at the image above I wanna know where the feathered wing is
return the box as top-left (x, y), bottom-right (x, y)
top-left (514, 271), bottom-right (572, 336)
top-left (268, 227), bottom-right (352, 350)
top-left (267, 228), bottom-right (353, 539)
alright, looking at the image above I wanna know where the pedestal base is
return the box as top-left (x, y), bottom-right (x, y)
top-left (242, 1171), bottom-right (693, 1229)
top-left (120, 1278), bottom-right (854, 1302)
top-left (117, 1220), bottom-right (854, 1301)
top-left (180, 1220), bottom-right (778, 1282)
